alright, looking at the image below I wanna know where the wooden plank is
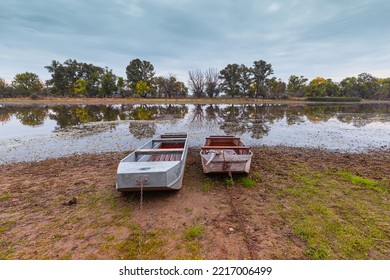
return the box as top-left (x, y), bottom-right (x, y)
top-left (153, 138), bottom-right (186, 142)
top-left (161, 133), bottom-right (187, 138)
top-left (136, 148), bottom-right (184, 155)
top-left (201, 146), bottom-right (251, 150)
top-left (206, 136), bottom-right (239, 140)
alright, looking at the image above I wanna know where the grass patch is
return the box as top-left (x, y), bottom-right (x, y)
top-left (182, 225), bottom-right (204, 259)
top-left (225, 178), bottom-right (234, 186)
top-left (273, 166), bottom-right (389, 259)
top-left (0, 192), bottom-right (11, 200)
top-left (0, 226), bottom-right (9, 232)
top-left (0, 249), bottom-right (14, 260)
top-left (201, 180), bottom-right (214, 192)
top-left (337, 171), bottom-right (388, 193)
top-left (250, 171), bottom-right (262, 183)
top-left (237, 176), bottom-right (257, 188)
top-left (114, 226), bottom-right (166, 260)
top-left (184, 225), bottom-right (203, 241)
top-left (306, 97), bottom-right (361, 102)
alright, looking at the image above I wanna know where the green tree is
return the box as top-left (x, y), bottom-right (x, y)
top-left (376, 78), bottom-right (390, 99)
top-left (45, 60), bottom-right (68, 95)
top-left (219, 64), bottom-right (241, 98)
top-left (126, 59), bottom-right (155, 94)
top-left (239, 64), bottom-right (253, 98)
top-left (45, 59), bottom-right (104, 96)
top-left (154, 75), bottom-right (188, 98)
top-left (287, 75), bottom-right (308, 97)
top-left (99, 68), bottom-right (117, 97)
top-left (356, 73), bottom-right (378, 99)
top-left (117, 77), bottom-right (125, 96)
top-left (0, 78), bottom-right (13, 97)
top-left (266, 77), bottom-right (287, 99)
top-left (12, 72), bottom-right (43, 96)
top-left (340, 76), bottom-right (358, 97)
top-left (251, 60), bottom-right (274, 98)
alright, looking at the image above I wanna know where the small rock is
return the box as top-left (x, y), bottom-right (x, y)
top-left (63, 197), bottom-right (77, 206)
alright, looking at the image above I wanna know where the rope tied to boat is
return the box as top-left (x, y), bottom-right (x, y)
top-left (136, 176), bottom-right (148, 260)
top-left (222, 155), bottom-right (255, 260)
top-left (222, 150), bottom-right (232, 173)
top-left (136, 177), bottom-right (148, 210)
top-left (205, 150), bottom-right (220, 165)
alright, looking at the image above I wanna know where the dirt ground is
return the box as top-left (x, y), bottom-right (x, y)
top-left (0, 147), bottom-right (389, 260)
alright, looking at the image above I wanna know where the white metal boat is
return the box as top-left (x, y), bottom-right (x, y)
top-left (116, 133), bottom-right (188, 191)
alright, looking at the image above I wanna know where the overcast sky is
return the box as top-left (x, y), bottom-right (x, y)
top-left (1, 0), bottom-right (390, 83)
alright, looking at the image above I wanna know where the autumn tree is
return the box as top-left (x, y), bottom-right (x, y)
top-left (135, 80), bottom-right (151, 97)
top-left (306, 77), bottom-right (340, 97)
top-left (73, 79), bottom-right (87, 96)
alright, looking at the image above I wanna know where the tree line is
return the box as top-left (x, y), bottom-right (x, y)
top-left (1, 58), bottom-right (389, 99)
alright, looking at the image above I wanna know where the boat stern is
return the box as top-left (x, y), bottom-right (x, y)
top-left (116, 161), bottom-right (181, 191)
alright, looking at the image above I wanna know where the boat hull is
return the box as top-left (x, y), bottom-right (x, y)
top-left (116, 133), bottom-right (188, 191)
top-left (200, 135), bottom-right (252, 174)
top-left (200, 153), bottom-right (252, 174)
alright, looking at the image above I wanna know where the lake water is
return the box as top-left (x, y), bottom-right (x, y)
top-left (0, 103), bottom-right (389, 164)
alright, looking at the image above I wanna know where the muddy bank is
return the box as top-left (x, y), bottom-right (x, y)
top-left (0, 147), bottom-right (389, 260)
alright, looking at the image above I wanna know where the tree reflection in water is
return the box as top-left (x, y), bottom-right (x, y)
top-left (15, 108), bottom-right (47, 126)
top-left (0, 103), bottom-right (389, 136)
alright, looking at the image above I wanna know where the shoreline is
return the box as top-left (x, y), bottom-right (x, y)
top-left (1, 97), bottom-right (390, 106)
top-left (1, 146), bottom-right (389, 260)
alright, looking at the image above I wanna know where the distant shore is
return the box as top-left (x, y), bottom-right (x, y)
top-left (1, 97), bottom-right (390, 106)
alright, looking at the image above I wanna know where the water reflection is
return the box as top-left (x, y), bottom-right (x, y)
top-left (1, 103), bottom-right (389, 137)
top-left (1, 103), bottom-right (390, 163)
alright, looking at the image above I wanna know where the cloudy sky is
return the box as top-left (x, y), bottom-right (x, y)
top-left (1, 0), bottom-right (390, 84)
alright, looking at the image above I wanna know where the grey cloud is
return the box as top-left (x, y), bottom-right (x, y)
top-left (1, 0), bottom-right (390, 82)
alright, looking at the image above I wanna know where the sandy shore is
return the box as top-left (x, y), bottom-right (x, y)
top-left (0, 147), bottom-right (389, 260)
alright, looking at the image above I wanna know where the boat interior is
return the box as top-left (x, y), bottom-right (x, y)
top-left (135, 135), bottom-right (186, 162)
top-left (201, 136), bottom-right (251, 155)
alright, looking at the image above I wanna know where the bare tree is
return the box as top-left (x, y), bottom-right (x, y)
top-left (205, 68), bottom-right (220, 98)
top-left (188, 69), bottom-right (205, 98)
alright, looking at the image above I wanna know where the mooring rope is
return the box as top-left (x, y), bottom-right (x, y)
top-left (224, 161), bottom-right (255, 260)
top-left (136, 177), bottom-right (147, 260)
